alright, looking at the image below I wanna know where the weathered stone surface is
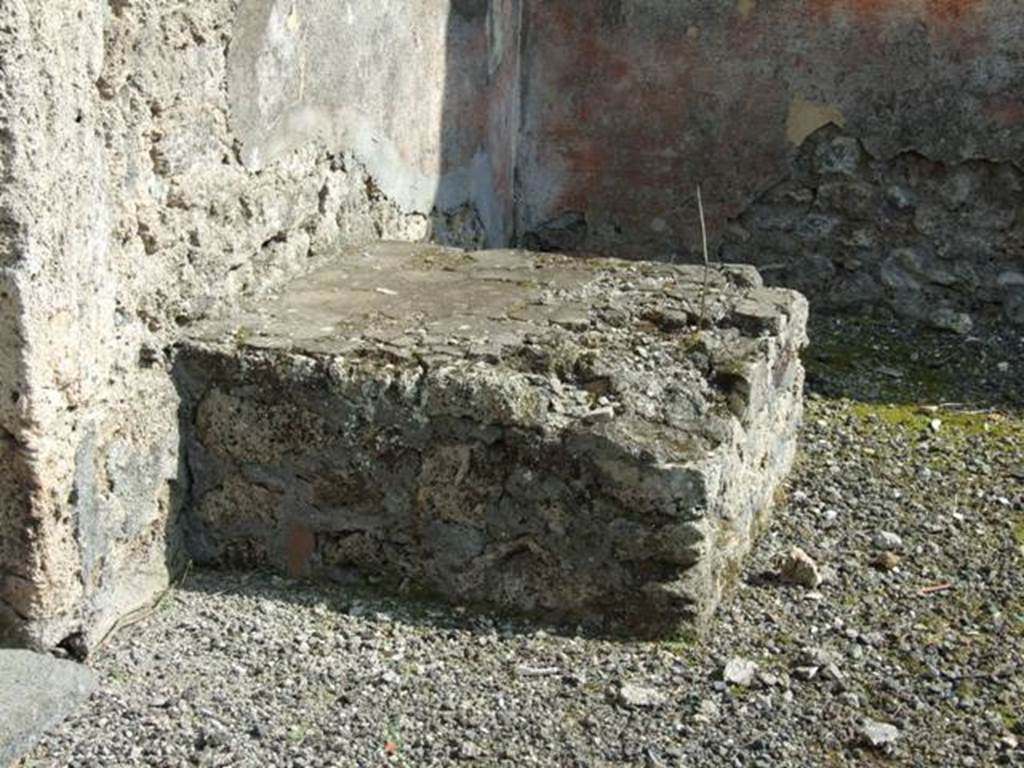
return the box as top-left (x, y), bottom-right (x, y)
top-left (725, 128), bottom-right (1024, 330)
top-left (175, 243), bottom-right (807, 634)
top-left (0, 0), bottom-right (505, 651)
top-left (0, 650), bottom-right (97, 766)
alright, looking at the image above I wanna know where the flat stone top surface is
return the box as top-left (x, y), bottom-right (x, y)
top-left (185, 243), bottom-right (807, 464)
top-left (0, 650), bottom-right (97, 767)
top-left (192, 242), bottom-right (800, 360)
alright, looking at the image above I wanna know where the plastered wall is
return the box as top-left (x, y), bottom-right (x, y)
top-left (517, 0), bottom-right (1024, 329)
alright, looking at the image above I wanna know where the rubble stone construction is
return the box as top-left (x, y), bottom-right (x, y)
top-left (0, 0), bottom-right (1020, 651)
top-left (176, 243), bottom-right (806, 636)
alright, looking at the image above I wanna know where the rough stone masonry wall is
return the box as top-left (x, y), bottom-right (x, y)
top-left (0, 0), bottom-right (516, 650)
top-left (723, 126), bottom-right (1024, 332)
top-left (517, 0), bottom-right (1024, 330)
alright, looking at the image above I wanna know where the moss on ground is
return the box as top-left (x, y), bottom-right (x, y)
top-left (804, 315), bottom-right (1022, 409)
top-left (1013, 515), bottom-right (1024, 548)
top-left (806, 321), bottom-right (949, 403)
top-left (847, 402), bottom-right (1022, 438)
top-left (658, 630), bottom-right (698, 657)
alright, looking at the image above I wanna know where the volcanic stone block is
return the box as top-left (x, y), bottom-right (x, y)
top-left (175, 243), bottom-right (807, 634)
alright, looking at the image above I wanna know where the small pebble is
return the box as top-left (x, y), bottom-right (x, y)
top-left (778, 546), bottom-right (823, 588)
top-left (722, 657), bottom-right (759, 688)
top-left (872, 531), bottom-right (904, 551)
top-left (873, 551), bottom-right (901, 571)
top-left (616, 682), bottom-right (667, 709)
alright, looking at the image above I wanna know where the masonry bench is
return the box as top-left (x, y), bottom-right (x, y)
top-left (175, 243), bottom-right (807, 635)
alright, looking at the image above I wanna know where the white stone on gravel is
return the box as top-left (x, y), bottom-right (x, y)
top-left (872, 530), bottom-right (904, 551)
top-left (722, 657), bottom-right (759, 687)
top-left (694, 699), bottom-right (722, 724)
top-left (516, 665), bottom-right (561, 678)
top-left (821, 664), bottom-right (845, 683)
top-left (616, 682), bottom-right (668, 709)
top-left (799, 647), bottom-right (840, 667)
top-left (758, 671), bottom-right (784, 689)
top-left (793, 666), bottom-right (819, 681)
top-left (457, 740), bottom-right (484, 760)
top-left (860, 718), bottom-right (900, 748)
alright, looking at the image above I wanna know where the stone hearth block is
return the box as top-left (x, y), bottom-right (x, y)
top-left (175, 243), bottom-right (807, 635)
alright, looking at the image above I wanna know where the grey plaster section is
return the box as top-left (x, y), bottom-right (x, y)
top-left (175, 242), bottom-right (808, 635)
top-left (0, 650), bottom-right (97, 767)
top-left (228, 0), bottom-right (448, 204)
top-left (228, 0), bottom-right (521, 245)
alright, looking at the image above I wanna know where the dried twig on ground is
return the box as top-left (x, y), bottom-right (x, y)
top-left (92, 560), bottom-right (193, 658)
top-left (697, 184), bottom-right (710, 328)
top-left (918, 582), bottom-right (954, 596)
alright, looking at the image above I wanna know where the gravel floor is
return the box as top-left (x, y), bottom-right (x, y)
top-left (20, 317), bottom-right (1024, 768)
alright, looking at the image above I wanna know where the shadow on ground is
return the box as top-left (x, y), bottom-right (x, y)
top-left (804, 314), bottom-right (1024, 411)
